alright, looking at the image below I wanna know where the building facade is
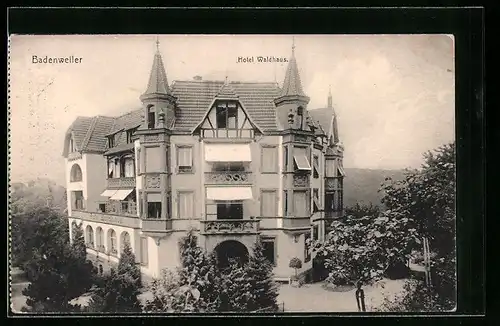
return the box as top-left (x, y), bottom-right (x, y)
top-left (63, 43), bottom-right (345, 280)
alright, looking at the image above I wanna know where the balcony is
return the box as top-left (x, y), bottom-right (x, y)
top-left (200, 219), bottom-right (260, 235)
top-left (100, 201), bottom-right (137, 216)
top-left (204, 172), bottom-right (252, 185)
top-left (282, 217), bottom-right (311, 229)
top-left (71, 210), bottom-right (141, 229)
top-left (106, 177), bottom-right (136, 189)
top-left (141, 219), bottom-right (173, 233)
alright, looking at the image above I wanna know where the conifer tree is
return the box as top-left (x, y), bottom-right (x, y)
top-left (244, 241), bottom-right (279, 311)
top-left (176, 229), bottom-right (221, 312)
top-left (118, 242), bottom-right (142, 288)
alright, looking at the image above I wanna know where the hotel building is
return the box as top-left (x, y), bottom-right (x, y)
top-left (63, 42), bottom-right (345, 280)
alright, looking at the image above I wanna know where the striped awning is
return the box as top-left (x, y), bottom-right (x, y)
top-left (100, 189), bottom-right (117, 197)
top-left (110, 189), bottom-right (134, 201)
top-left (204, 144), bottom-right (252, 162)
top-left (206, 186), bottom-right (253, 201)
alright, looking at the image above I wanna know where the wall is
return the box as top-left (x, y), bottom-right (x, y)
top-left (170, 135), bottom-right (203, 220)
top-left (69, 217), bottom-right (140, 260)
top-left (65, 157), bottom-right (86, 217)
top-left (85, 154), bottom-right (108, 213)
top-left (261, 230), bottom-right (313, 278)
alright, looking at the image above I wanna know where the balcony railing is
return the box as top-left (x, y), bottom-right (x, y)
top-left (106, 177), bottom-right (136, 189)
top-left (282, 217), bottom-right (311, 229)
top-left (100, 201), bottom-right (137, 216)
top-left (141, 219), bottom-right (173, 233)
top-left (71, 210), bottom-right (141, 229)
top-left (204, 171), bottom-right (252, 185)
top-left (200, 219), bottom-right (259, 235)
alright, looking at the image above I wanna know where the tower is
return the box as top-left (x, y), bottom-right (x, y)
top-left (274, 40), bottom-right (310, 131)
top-left (139, 38), bottom-right (177, 130)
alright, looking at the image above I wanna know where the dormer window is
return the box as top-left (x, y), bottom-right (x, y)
top-left (126, 128), bottom-right (136, 144)
top-left (216, 102), bottom-right (238, 129)
top-left (107, 135), bottom-right (115, 148)
top-left (148, 106), bottom-right (156, 129)
top-left (69, 136), bottom-right (76, 153)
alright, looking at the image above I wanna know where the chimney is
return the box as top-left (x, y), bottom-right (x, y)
top-left (193, 75), bottom-right (202, 81)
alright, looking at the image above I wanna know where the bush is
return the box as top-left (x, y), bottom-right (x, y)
top-left (289, 257), bottom-right (302, 277)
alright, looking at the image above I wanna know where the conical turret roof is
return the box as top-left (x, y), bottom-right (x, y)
top-left (143, 40), bottom-right (171, 96)
top-left (280, 45), bottom-right (306, 97)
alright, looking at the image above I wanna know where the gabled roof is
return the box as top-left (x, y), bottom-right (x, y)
top-left (170, 80), bottom-right (281, 132)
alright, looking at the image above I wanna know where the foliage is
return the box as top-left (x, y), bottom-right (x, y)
top-left (10, 179), bottom-right (67, 215)
top-left (145, 237), bottom-right (279, 313)
top-left (373, 278), bottom-right (455, 312)
top-left (86, 267), bottom-right (142, 313)
top-left (315, 210), bottom-right (420, 286)
top-left (345, 202), bottom-right (381, 219)
top-left (380, 141), bottom-right (456, 308)
top-left (87, 242), bottom-right (142, 313)
top-left (15, 207), bottom-right (94, 312)
top-left (289, 257), bottom-right (302, 277)
top-left (117, 242), bottom-right (142, 289)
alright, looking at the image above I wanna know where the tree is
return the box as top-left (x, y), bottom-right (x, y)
top-left (345, 202), bottom-right (381, 219)
top-left (379, 141), bottom-right (456, 309)
top-left (176, 229), bottom-right (221, 312)
top-left (244, 241), bottom-right (279, 312)
top-left (144, 269), bottom-right (181, 313)
top-left (289, 257), bottom-right (302, 278)
top-left (117, 242), bottom-right (142, 289)
top-left (218, 259), bottom-right (252, 312)
top-left (22, 231), bottom-right (95, 311)
top-left (87, 268), bottom-right (142, 313)
top-left (87, 242), bottom-right (142, 313)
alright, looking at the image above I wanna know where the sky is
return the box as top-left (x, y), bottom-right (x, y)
top-left (9, 34), bottom-right (455, 186)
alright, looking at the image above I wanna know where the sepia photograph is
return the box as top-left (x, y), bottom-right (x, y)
top-left (9, 34), bottom-right (456, 314)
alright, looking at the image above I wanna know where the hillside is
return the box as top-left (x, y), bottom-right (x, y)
top-left (343, 168), bottom-right (406, 208)
top-left (10, 178), bottom-right (67, 214)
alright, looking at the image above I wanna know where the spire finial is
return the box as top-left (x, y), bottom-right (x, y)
top-left (292, 36), bottom-right (296, 54)
top-left (155, 35), bottom-right (160, 51)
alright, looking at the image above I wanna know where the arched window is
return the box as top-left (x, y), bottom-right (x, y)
top-left (120, 232), bottom-right (131, 253)
top-left (86, 225), bottom-right (94, 247)
top-left (297, 107), bottom-right (304, 129)
top-left (147, 105), bottom-right (156, 129)
top-left (70, 164), bottom-right (83, 182)
top-left (108, 229), bottom-right (117, 255)
top-left (96, 227), bottom-right (104, 252)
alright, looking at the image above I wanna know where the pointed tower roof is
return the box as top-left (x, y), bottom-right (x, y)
top-left (280, 40), bottom-right (306, 97)
top-left (327, 89), bottom-right (339, 146)
top-left (142, 38), bottom-right (171, 96)
top-left (215, 77), bottom-right (238, 99)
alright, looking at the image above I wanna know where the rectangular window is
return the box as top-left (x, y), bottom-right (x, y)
top-left (325, 159), bottom-right (336, 177)
top-left (261, 146), bottom-right (278, 173)
top-left (213, 162), bottom-right (245, 172)
top-left (98, 203), bottom-right (106, 213)
top-left (261, 190), bottom-right (277, 217)
top-left (216, 202), bottom-right (243, 220)
top-left (261, 238), bottom-right (276, 266)
top-left (312, 188), bottom-right (320, 212)
top-left (124, 158), bottom-right (135, 177)
top-left (313, 155), bottom-right (320, 178)
top-left (147, 201), bottom-right (162, 219)
top-left (293, 147), bottom-right (311, 171)
top-left (145, 146), bottom-right (163, 172)
top-left (140, 237), bottom-right (148, 265)
top-left (178, 192), bottom-right (194, 219)
top-left (73, 191), bottom-right (84, 210)
top-left (69, 137), bottom-right (75, 153)
top-left (177, 146), bottom-right (193, 173)
top-left (126, 129), bottom-right (135, 144)
top-left (325, 192), bottom-right (335, 212)
top-left (293, 190), bottom-right (308, 217)
top-left (216, 103), bottom-right (238, 130)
